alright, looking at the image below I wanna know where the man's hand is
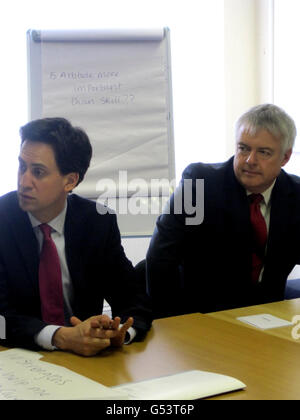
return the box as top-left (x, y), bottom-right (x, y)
top-left (89, 315), bottom-right (134, 347)
top-left (52, 314), bottom-right (134, 356)
top-left (52, 315), bottom-right (111, 357)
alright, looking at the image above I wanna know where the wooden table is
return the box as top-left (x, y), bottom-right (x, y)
top-left (1, 300), bottom-right (300, 400)
top-left (208, 298), bottom-right (300, 342)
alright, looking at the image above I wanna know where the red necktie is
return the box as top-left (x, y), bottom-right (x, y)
top-left (249, 194), bottom-right (268, 283)
top-left (39, 224), bottom-right (65, 325)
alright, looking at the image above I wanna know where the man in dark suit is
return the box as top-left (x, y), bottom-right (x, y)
top-left (0, 117), bottom-right (152, 355)
top-left (146, 104), bottom-right (300, 318)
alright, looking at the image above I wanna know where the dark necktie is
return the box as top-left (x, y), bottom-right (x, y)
top-left (39, 224), bottom-right (65, 325)
top-left (249, 194), bottom-right (268, 283)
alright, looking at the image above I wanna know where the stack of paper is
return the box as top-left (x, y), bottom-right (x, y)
top-left (237, 314), bottom-right (293, 329)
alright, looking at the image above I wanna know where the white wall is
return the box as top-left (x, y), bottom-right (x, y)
top-left (224, 0), bottom-right (274, 157)
top-left (122, 237), bottom-right (151, 266)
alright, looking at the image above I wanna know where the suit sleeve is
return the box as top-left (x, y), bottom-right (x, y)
top-left (146, 164), bottom-right (201, 318)
top-left (103, 214), bottom-right (153, 339)
top-left (0, 256), bottom-right (47, 350)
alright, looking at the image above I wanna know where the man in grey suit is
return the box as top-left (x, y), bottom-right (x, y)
top-left (146, 104), bottom-right (300, 318)
top-left (0, 117), bottom-right (152, 355)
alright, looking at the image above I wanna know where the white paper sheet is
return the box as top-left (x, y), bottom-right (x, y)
top-left (112, 370), bottom-right (246, 400)
top-left (237, 314), bottom-right (293, 330)
top-left (41, 37), bottom-right (170, 198)
top-left (0, 349), bottom-right (126, 400)
top-left (0, 350), bottom-right (245, 400)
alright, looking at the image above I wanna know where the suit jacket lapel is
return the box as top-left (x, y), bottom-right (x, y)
top-left (64, 195), bottom-right (87, 309)
top-left (267, 170), bottom-right (293, 257)
top-left (223, 158), bottom-right (252, 244)
top-left (215, 158), bottom-right (253, 283)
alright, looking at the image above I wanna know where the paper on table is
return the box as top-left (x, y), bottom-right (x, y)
top-left (112, 370), bottom-right (246, 400)
top-left (237, 314), bottom-right (293, 330)
top-left (0, 350), bottom-right (246, 400)
top-left (0, 349), bottom-right (127, 400)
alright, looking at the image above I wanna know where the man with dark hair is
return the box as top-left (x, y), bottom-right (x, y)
top-left (147, 103), bottom-right (300, 318)
top-left (19, 117), bottom-right (92, 186)
top-left (0, 117), bottom-right (152, 356)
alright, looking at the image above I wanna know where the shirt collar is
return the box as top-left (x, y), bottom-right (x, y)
top-left (27, 201), bottom-right (68, 235)
top-left (246, 179), bottom-right (276, 207)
